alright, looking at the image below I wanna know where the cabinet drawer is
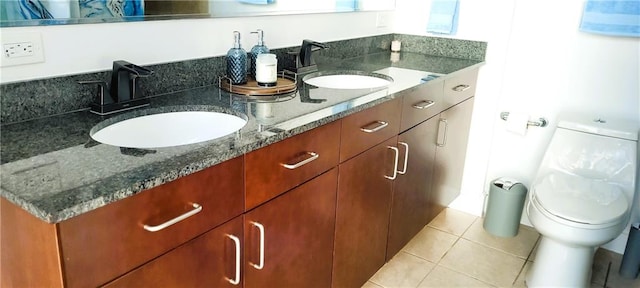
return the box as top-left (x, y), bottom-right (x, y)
top-left (58, 156), bottom-right (244, 288)
top-left (400, 81), bottom-right (444, 132)
top-left (104, 216), bottom-right (244, 288)
top-left (245, 120), bottom-right (340, 211)
top-left (443, 68), bottom-right (479, 109)
top-left (340, 97), bottom-right (402, 162)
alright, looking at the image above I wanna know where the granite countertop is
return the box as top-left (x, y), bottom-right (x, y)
top-left (0, 51), bottom-right (484, 223)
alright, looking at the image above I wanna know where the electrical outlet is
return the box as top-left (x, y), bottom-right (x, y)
top-left (5, 42), bottom-right (35, 58)
top-left (1, 32), bottom-right (45, 67)
top-left (376, 12), bottom-right (390, 28)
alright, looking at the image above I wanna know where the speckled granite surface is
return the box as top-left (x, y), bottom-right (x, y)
top-left (0, 35), bottom-right (485, 223)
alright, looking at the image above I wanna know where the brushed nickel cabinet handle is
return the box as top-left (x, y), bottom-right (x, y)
top-left (385, 146), bottom-right (400, 180)
top-left (411, 100), bottom-right (435, 110)
top-left (142, 203), bottom-right (202, 232)
top-left (360, 121), bottom-right (389, 133)
top-left (226, 234), bottom-right (241, 285)
top-left (437, 119), bottom-right (448, 147)
top-left (398, 142), bottom-right (409, 175)
top-left (250, 221), bottom-right (265, 270)
top-left (281, 152), bottom-right (319, 169)
top-left (452, 84), bottom-right (470, 92)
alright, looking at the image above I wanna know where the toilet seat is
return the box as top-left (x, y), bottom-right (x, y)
top-left (532, 172), bottom-right (628, 226)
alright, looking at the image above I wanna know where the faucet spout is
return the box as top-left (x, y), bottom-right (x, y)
top-left (285, 40), bottom-right (329, 74)
top-left (299, 40), bottom-right (329, 67)
top-left (111, 60), bottom-right (154, 102)
top-left (80, 60), bottom-right (153, 115)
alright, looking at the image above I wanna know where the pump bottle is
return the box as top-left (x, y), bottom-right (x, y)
top-left (226, 31), bottom-right (248, 84)
top-left (249, 29), bottom-right (270, 78)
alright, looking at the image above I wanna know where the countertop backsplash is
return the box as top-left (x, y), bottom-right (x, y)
top-left (0, 34), bottom-right (485, 125)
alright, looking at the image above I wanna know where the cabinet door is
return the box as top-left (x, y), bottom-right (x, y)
top-left (387, 116), bottom-right (439, 260)
top-left (244, 168), bottom-right (338, 288)
top-left (333, 137), bottom-right (398, 288)
top-left (431, 97), bottom-right (475, 220)
top-left (104, 216), bottom-right (244, 288)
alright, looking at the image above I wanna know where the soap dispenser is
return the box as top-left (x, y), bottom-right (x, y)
top-left (249, 29), bottom-right (270, 78)
top-left (226, 31), bottom-right (248, 85)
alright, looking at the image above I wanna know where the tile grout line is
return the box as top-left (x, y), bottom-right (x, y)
top-left (511, 260), bottom-right (529, 287)
top-left (460, 218), bottom-right (540, 261)
top-left (525, 235), bottom-right (541, 262)
top-left (438, 237), bottom-right (530, 287)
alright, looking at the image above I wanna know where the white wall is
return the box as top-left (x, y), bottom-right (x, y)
top-left (397, 0), bottom-right (640, 254)
top-left (395, 0), bottom-right (518, 216)
top-left (0, 11), bottom-right (393, 83)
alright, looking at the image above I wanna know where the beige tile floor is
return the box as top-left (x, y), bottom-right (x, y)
top-left (364, 208), bottom-right (640, 288)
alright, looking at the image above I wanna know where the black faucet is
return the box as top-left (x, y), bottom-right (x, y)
top-left (79, 60), bottom-right (154, 115)
top-left (111, 60), bottom-right (153, 103)
top-left (287, 40), bottom-right (329, 74)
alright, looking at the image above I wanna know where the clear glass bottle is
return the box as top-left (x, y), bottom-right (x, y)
top-left (249, 29), bottom-right (270, 79)
top-left (227, 31), bottom-right (248, 85)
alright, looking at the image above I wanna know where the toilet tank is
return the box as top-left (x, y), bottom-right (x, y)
top-left (535, 113), bottom-right (638, 206)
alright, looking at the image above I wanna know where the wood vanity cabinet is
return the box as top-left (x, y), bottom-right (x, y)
top-left (333, 137), bottom-right (399, 288)
top-left (106, 168), bottom-right (339, 288)
top-left (387, 116), bottom-right (440, 259)
top-left (430, 97), bottom-right (475, 220)
top-left (58, 156), bottom-right (244, 288)
top-left (428, 68), bottom-right (477, 220)
top-left (244, 168), bottom-right (338, 288)
top-left (1, 66), bottom-right (480, 288)
top-left (386, 68), bottom-right (478, 260)
top-left (1, 156), bottom-right (244, 288)
top-left (332, 97), bottom-right (403, 288)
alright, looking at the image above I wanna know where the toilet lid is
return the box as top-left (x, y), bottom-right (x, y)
top-left (533, 173), bottom-right (628, 225)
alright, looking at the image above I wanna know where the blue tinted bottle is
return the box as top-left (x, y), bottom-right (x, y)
top-left (227, 31), bottom-right (248, 85)
top-left (250, 29), bottom-right (270, 79)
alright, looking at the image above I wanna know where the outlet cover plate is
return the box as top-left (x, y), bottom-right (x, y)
top-left (376, 12), bottom-right (390, 28)
top-left (1, 32), bottom-right (45, 67)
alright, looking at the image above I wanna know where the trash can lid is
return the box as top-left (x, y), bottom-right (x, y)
top-left (494, 177), bottom-right (521, 190)
top-left (533, 172), bottom-right (628, 225)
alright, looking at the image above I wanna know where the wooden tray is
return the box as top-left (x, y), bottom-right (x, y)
top-left (219, 74), bottom-right (297, 96)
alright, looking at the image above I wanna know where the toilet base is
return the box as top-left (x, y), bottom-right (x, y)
top-left (526, 237), bottom-right (595, 287)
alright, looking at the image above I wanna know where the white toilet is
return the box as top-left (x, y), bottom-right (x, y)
top-left (525, 113), bottom-right (638, 287)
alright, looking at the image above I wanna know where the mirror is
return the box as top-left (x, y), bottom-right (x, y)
top-left (0, 0), bottom-right (395, 27)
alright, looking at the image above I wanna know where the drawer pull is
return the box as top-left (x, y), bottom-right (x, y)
top-left (226, 234), bottom-right (241, 285)
top-left (143, 203), bottom-right (202, 232)
top-left (452, 84), bottom-right (471, 92)
top-left (412, 100), bottom-right (435, 110)
top-left (398, 142), bottom-right (409, 175)
top-left (437, 119), bottom-right (448, 147)
top-left (385, 146), bottom-right (400, 180)
top-left (281, 152), bottom-right (319, 169)
top-left (250, 221), bottom-right (265, 270)
top-left (360, 121), bottom-right (389, 133)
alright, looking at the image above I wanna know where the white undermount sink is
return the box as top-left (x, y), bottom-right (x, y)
top-left (91, 111), bottom-right (247, 149)
top-left (303, 71), bottom-right (393, 89)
